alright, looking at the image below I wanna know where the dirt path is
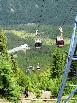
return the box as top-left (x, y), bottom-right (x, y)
top-left (20, 91), bottom-right (56, 103)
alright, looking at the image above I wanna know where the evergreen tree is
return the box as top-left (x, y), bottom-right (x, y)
top-left (10, 54), bottom-right (29, 89)
top-left (0, 29), bottom-right (22, 102)
top-left (0, 29), bottom-right (7, 54)
top-left (51, 48), bottom-right (67, 78)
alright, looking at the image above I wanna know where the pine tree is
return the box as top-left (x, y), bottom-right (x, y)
top-left (10, 54), bottom-right (29, 88)
top-left (0, 29), bottom-right (7, 54)
top-left (51, 48), bottom-right (67, 78)
top-left (0, 29), bottom-right (21, 102)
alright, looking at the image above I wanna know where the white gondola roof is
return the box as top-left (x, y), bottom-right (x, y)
top-left (35, 39), bottom-right (42, 43)
top-left (57, 36), bottom-right (64, 41)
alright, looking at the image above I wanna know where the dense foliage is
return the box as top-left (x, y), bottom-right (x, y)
top-left (0, 29), bottom-right (28, 102)
top-left (51, 47), bottom-right (67, 78)
top-left (23, 48), bottom-right (68, 97)
top-left (0, 0), bottom-right (77, 25)
top-left (0, 56), bottom-right (21, 101)
top-left (0, 29), bottom-right (7, 54)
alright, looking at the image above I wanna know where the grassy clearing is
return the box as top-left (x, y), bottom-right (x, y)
top-left (5, 24), bottom-right (71, 71)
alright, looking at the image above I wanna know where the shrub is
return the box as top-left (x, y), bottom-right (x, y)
top-left (0, 55), bottom-right (21, 102)
top-left (0, 29), bottom-right (22, 102)
top-left (51, 47), bottom-right (67, 78)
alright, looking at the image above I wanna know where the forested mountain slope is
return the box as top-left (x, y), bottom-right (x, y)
top-left (0, 0), bottom-right (77, 25)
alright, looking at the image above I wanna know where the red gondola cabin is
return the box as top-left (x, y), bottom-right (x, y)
top-left (35, 39), bottom-right (42, 48)
top-left (56, 36), bottom-right (64, 47)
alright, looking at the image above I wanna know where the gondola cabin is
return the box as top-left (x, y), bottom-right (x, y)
top-left (35, 39), bottom-right (42, 48)
top-left (56, 27), bottom-right (64, 47)
top-left (35, 30), bottom-right (42, 48)
top-left (56, 36), bottom-right (64, 47)
top-left (37, 63), bottom-right (40, 70)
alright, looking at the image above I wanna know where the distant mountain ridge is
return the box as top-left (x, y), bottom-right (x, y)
top-left (0, 0), bottom-right (77, 25)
